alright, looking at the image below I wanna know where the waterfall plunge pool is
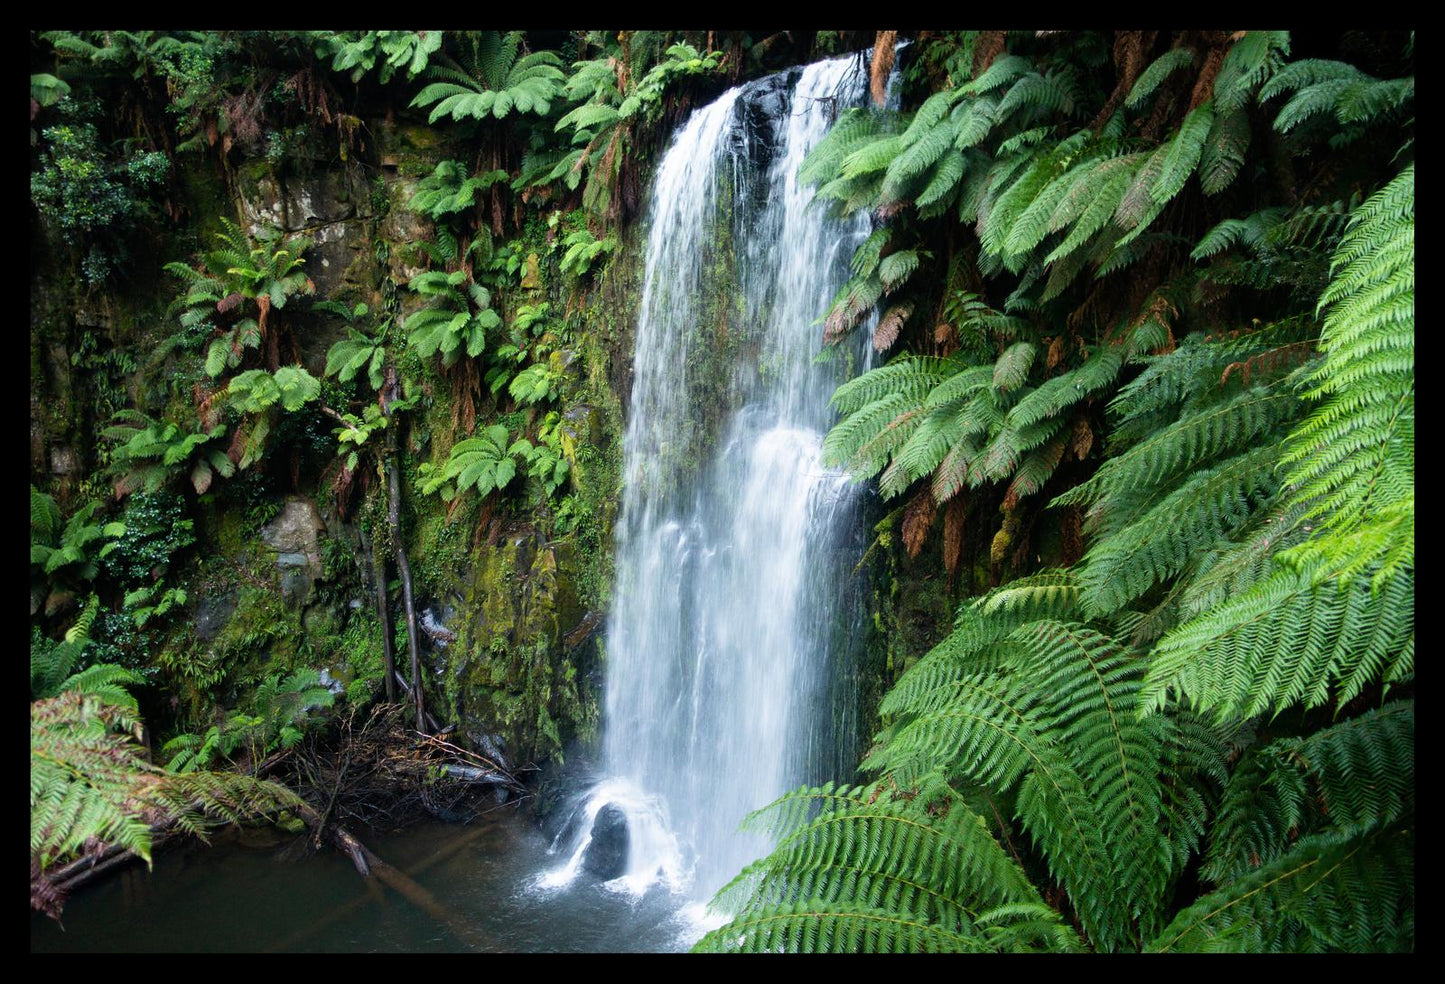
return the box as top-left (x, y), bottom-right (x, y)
top-left (30, 807), bottom-right (717, 953)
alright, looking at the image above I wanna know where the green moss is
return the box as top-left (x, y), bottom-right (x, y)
top-left (437, 527), bottom-right (598, 765)
top-left (177, 157), bottom-right (236, 250)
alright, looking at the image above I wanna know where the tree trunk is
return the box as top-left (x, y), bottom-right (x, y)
top-left (388, 455), bottom-right (424, 731)
top-left (379, 366), bottom-right (425, 733)
top-left (370, 529), bottom-right (397, 703)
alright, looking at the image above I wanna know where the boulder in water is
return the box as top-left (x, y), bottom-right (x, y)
top-left (581, 804), bottom-right (629, 880)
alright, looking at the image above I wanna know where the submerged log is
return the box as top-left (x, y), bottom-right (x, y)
top-left (267, 812), bottom-right (508, 951)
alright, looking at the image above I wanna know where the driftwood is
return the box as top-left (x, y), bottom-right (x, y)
top-left (410, 731), bottom-right (526, 796)
top-left (267, 810), bottom-right (512, 951)
top-left (36, 705), bottom-right (526, 929)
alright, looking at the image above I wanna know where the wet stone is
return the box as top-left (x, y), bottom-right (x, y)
top-left (195, 591), bottom-right (239, 642)
top-left (581, 804), bottom-right (629, 880)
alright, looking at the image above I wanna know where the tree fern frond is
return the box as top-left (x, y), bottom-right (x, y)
top-left (996, 70), bottom-right (1078, 122)
top-left (1151, 102), bottom-right (1215, 204)
top-left (1142, 566), bottom-right (1414, 721)
top-left (1204, 700), bottom-right (1412, 886)
top-left (1062, 382), bottom-right (1296, 517)
top-left (1079, 443), bottom-right (1282, 616)
top-left (1004, 346), bottom-right (1123, 432)
top-left (695, 899), bottom-right (993, 953)
top-left (915, 149), bottom-right (967, 211)
top-left (1213, 31), bottom-right (1291, 112)
top-left (1126, 47), bottom-right (1196, 109)
top-left (1149, 824), bottom-right (1413, 952)
top-left (1283, 166), bottom-right (1412, 569)
top-left (1042, 154), bottom-right (1143, 265)
top-left (1199, 106), bottom-right (1252, 195)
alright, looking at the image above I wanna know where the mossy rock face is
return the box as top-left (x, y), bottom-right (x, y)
top-left (259, 497), bottom-right (327, 610)
top-left (376, 122), bottom-right (449, 166)
top-left (235, 161), bottom-right (287, 235)
top-left (441, 529), bottom-right (595, 768)
top-left (380, 175), bottom-right (433, 286)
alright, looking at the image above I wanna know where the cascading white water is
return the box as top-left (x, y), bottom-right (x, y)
top-left (544, 53), bottom-right (876, 910)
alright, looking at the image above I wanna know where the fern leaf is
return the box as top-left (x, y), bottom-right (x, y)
top-left (1283, 165), bottom-right (1413, 575)
top-left (1142, 566), bottom-right (1414, 721)
top-left (1148, 825), bottom-right (1413, 952)
top-left (1126, 47), bottom-right (1196, 109)
top-left (1151, 102), bottom-right (1215, 204)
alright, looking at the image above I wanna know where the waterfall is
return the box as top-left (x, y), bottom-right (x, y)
top-left (544, 52), bottom-right (876, 909)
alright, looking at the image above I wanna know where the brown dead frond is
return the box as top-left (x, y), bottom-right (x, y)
top-left (874, 302), bottom-right (912, 353)
top-left (973, 31), bottom-right (1007, 78)
top-left (1068, 415), bottom-right (1094, 461)
top-left (902, 488), bottom-right (935, 559)
top-left (1221, 339), bottom-right (1315, 386)
top-left (942, 496), bottom-right (966, 577)
top-left (1091, 31), bottom-right (1155, 130)
top-left (193, 383), bottom-right (224, 431)
top-left (870, 33), bottom-right (898, 107)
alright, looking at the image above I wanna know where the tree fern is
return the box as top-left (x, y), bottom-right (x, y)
top-left (1203, 700), bottom-right (1412, 885)
top-left (1147, 824), bottom-right (1413, 952)
top-left (404, 270), bottom-right (501, 366)
top-left (697, 781), bottom-right (1079, 953)
top-left (1141, 565), bottom-right (1413, 720)
top-left (1281, 165), bottom-right (1413, 580)
top-left (1126, 47), bottom-right (1196, 110)
top-left (411, 33), bottom-right (563, 123)
top-left (417, 424), bottom-right (524, 502)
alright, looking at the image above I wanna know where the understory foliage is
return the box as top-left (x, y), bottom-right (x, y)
top-left (700, 29), bottom-right (1412, 954)
top-left (30, 28), bottom-right (742, 920)
top-left (30, 610), bottom-right (300, 919)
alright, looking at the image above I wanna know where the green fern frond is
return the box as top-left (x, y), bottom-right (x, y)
top-left (829, 354), bottom-right (954, 417)
top-left (1213, 31), bottom-right (1291, 112)
top-left (869, 617), bottom-right (1153, 950)
top-left (1079, 444), bottom-right (1282, 616)
top-left (950, 95), bottom-right (1000, 151)
top-left (882, 124), bottom-right (956, 202)
top-left (991, 342), bottom-right (1036, 392)
top-left (1199, 107), bottom-right (1252, 195)
top-left (1142, 566), bottom-right (1414, 720)
top-left (1126, 47), bottom-right (1196, 109)
top-left (1204, 700), bottom-right (1412, 886)
top-left (31, 486), bottom-right (63, 542)
top-left (1283, 165), bottom-right (1412, 572)
top-left (695, 899), bottom-right (993, 953)
top-left (915, 149), bottom-right (968, 211)
top-left (1151, 102), bottom-right (1215, 204)
top-left (996, 70), bottom-right (1078, 122)
top-left (701, 782), bottom-right (1075, 953)
top-left (1004, 346), bottom-right (1123, 432)
top-left (1148, 824), bottom-right (1413, 952)
top-left (1042, 153), bottom-right (1142, 265)
top-left (1063, 383), bottom-right (1296, 516)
